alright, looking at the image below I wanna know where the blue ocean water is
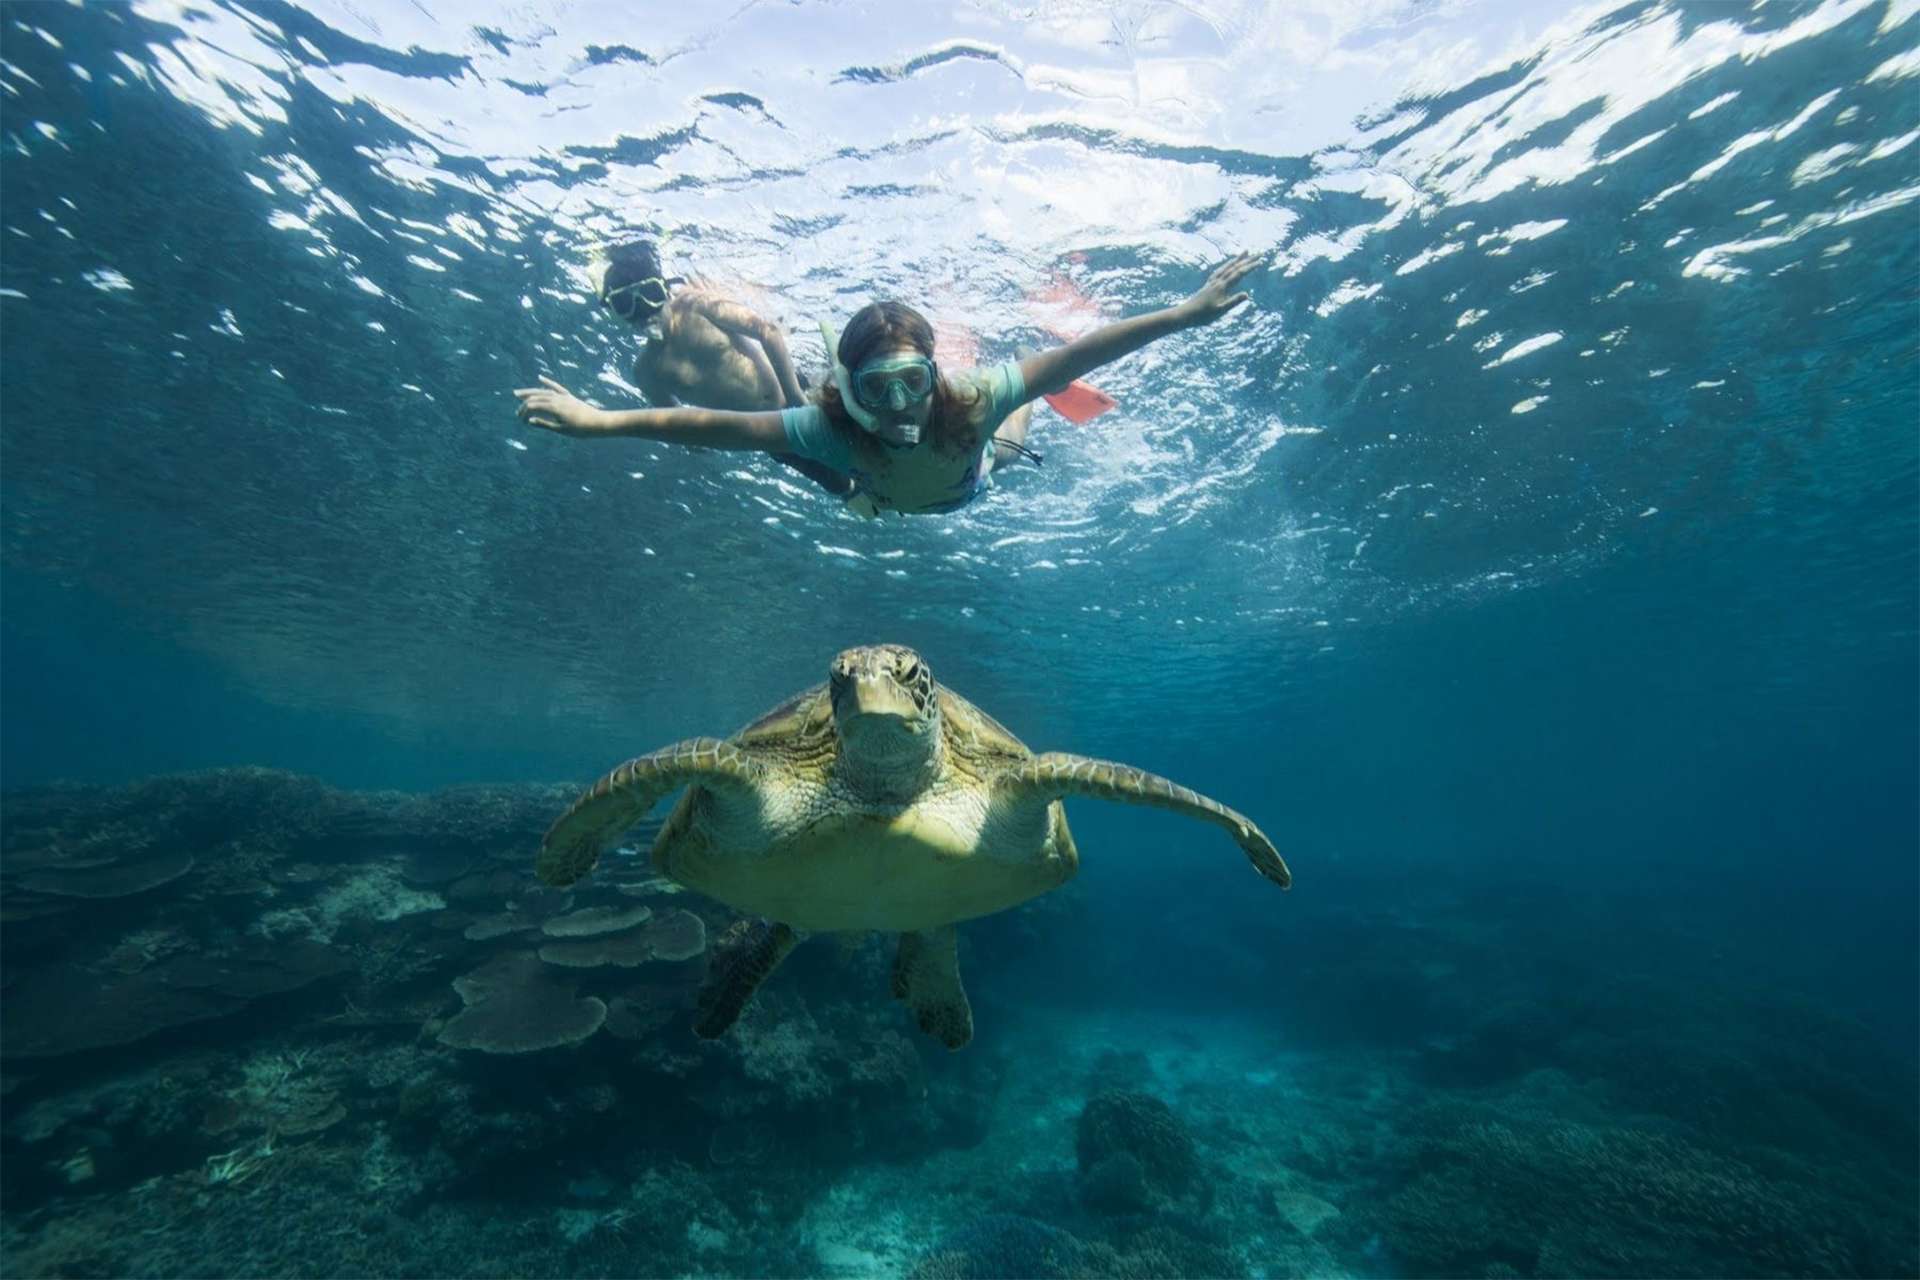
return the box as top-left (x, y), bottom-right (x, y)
top-left (1, 2), bottom-right (1915, 1277)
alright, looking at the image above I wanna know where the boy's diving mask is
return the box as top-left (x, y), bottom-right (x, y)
top-left (601, 275), bottom-right (672, 320)
top-left (820, 321), bottom-right (932, 448)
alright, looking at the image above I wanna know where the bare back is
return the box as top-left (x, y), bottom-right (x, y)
top-left (637, 284), bottom-right (787, 411)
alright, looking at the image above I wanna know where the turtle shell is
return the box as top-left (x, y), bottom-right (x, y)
top-left (732, 684), bottom-right (833, 750)
top-left (936, 687), bottom-right (1033, 765)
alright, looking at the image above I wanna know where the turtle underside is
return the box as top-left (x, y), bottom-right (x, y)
top-left (649, 684), bottom-right (1079, 933)
top-left (537, 643), bottom-right (1291, 1050)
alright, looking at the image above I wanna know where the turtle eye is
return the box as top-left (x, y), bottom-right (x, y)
top-left (899, 660), bottom-right (922, 683)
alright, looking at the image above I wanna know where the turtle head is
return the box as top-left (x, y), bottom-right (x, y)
top-left (828, 644), bottom-right (941, 792)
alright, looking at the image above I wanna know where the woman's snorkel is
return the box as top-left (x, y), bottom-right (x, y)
top-left (821, 319), bottom-right (925, 449)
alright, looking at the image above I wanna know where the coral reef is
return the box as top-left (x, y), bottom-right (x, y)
top-left (253, 864), bottom-right (445, 944)
top-left (1, 768), bottom-right (1911, 1280)
top-left (725, 992), bottom-right (926, 1113)
top-left (17, 850), bottom-right (196, 898)
top-left (1074, 1090), bottom-right (1202, 1213)
top-left (1353, 1081), bottom-right (1920, 1279)
top-left (1, 942), bottom-right (350, 1058)
top-left (537, 908), bottom-right (707, 969)
top-left (910, 1211), bottom-right (1244, 1280)
top-left (542, 904), bottom-right (652, 938)
top-left (462, 913), bottom-right (535, 941)
top-left (204, 1049), bottom-right (349, 1140)
top-left (435, 952), bottom-right (608, 1054)
top-left (911, 1213), bottom-right (1087, 1279)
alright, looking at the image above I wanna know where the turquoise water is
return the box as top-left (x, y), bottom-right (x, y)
top-left (1, 2), bottom-right (1915, 1276)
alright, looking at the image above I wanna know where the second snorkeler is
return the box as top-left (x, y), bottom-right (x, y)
top-left (514, 253), bottom-right (1261, 517)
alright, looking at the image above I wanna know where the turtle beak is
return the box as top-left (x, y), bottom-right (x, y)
top-left (839, 672), bottom-right (920, 727)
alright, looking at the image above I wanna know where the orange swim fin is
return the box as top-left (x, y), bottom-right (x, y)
top-left (1042, 380), bottom-right (1117, 424)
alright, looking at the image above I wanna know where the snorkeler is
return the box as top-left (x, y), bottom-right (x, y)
top-left (593, 238), bottom-right (852, 497)
top-left (517, 253), bottom-right (1262, 516)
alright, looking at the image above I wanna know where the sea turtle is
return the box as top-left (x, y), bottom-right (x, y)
top-left (537, 644), bottom-right (1291, 1049)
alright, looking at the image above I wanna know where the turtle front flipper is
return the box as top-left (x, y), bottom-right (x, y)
top-left (997, 753), bottom-right (1292, 889)
top-left (891, 925), bottom-right (973, 1050)
top-left (695, 919), bottom-right (801, 1039)
top-left (539, 738), bottom-right (763, 887)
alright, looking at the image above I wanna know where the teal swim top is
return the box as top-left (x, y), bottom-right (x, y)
top-left (780, 362), bottom-right (1027, 514)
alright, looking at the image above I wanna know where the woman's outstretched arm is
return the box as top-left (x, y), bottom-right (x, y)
top-left (1015, 253), bottom-right (1263, 404)
top-left (514, 376), bottom-right (791, 452)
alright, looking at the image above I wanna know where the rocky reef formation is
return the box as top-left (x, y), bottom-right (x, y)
top-left (0, 768), bottom-right (1042, 1278)
top-left (1, 768), bottom-right (1912, 1280)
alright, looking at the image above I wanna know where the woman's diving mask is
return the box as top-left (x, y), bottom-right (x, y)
top-left (851, 355), bottom-right (937, 412)
top-left (820, 321), bottom-right (933, 448)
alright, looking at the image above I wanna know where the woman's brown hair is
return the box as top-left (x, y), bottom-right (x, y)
top-left (814, 301), bottom-right (988, 459)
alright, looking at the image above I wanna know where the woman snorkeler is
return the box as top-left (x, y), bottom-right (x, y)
top-left (513, 253), bottom-right (1261, 516)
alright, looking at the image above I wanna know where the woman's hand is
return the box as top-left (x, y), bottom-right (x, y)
top-left (1177, 252), bottom-right (1264, 327)
top-left (514, 376), bottom-right (611, 435)
top-left (1013, 253), bottom-right (1265, 402)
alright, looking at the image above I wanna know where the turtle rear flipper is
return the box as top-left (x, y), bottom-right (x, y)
top-left (892, 925), bottom-right (973, 1050)
top-left (695, 919), bottom-right (800, 1039)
